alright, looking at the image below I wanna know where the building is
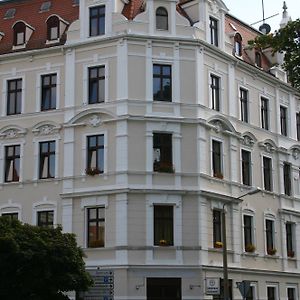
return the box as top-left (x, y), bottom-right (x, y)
top-left (0, 0), bottom-right (299, 299)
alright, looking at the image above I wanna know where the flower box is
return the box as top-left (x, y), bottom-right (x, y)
top-left (245, 244), bottom-right (256, 253)
top-left (287, 250), bottom-right (295, 258)
top-left (85, 167), bottom-right (101, 176)
top-left (213, 172), bottom-right (224, 179)
top-left (159, 239), bottom-right (169, 246)
top-left (153, 162), bottom-right (175, 173)
top-left (267, 248), bottom-right (277, 255)
top-left (214, 241), bottom-right (223, 248)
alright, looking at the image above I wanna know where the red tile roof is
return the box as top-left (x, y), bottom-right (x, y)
top-left (0, 0), bottom-right (79, 55)
top-left (122, 0), bottom-right (145, 20)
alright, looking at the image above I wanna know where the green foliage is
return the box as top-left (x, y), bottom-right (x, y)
top-left (0, 217), bottom-right (92, 300)
top-left (248, 19), bottom-right (300, 91)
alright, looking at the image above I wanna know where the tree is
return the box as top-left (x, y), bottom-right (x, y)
top-left (0, 217), bottom-right (92, 300)
top-left (248, 19), bottom-right (300, 91)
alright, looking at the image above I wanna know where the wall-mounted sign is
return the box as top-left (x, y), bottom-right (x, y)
top-left (205, 277), bottom-right (220, 295)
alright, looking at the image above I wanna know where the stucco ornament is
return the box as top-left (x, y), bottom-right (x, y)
top-left (32, 123), bottom-right (61, 136)
top-left (87, 115), bottom-right (102, 127)
top-left (292, 149), bottom-right (299, 159)
top-left (208, 0), bottom-right (219, 14)
top-left (242, 135), bottom-right (255, 147)
top-left (0, 127), bottom-right (27, 139)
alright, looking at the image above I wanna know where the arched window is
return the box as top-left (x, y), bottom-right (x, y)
top-left (156, 7), bottom-right (168, 30)
top-left (234, 33), bottom-right (242, 56)
top-left (47, 16), bottom-right (60, 41)
top-left (13, 22), bottom-right (26, 46)
top-left (255, 51), bottom-right (262, 67)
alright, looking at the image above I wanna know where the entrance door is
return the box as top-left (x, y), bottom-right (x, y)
top-left (147, 278), bottom-right (181, 300)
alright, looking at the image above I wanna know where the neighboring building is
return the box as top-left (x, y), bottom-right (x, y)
top-left (0, 0), bottom-right (300, 299)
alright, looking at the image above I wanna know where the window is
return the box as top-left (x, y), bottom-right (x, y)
top-left (244, 215), bottom-right (254, 252)
top-left (87, 207), bottom-right (105, 248)
top-left (287, 287), bottom-right (296, 300)
top-left (286, 222), bottom-right (295, 258)
top-left (261, 97), bottom-right (269, 130)
top-left (7, 78), bottom-right (22, 115)
top-left (212, 140), bottom-right (222, 178)
top-left (89, 6), bottom-right (105, 36)
top-left (88, 66), bottom-right (105, 104)
top-left (37, 210), bottom-right (54, 228)
top-left (280, 106), bottom-right (288, 136)
top-left (39, 141), bottom-right (55, 179)
top-left (263, 156), bottom-right (272, 192)
top-left (13, 22), bottom-right (26, 46)
top-left (5, 145), bottom-right (20, 182)
top-left (246, 286), bottom-right (255, 300)
top-left (213, 279), bottom-right (233, 300)
top-left (4, 8), bottom-right (16, 19)
top-left (40, 1), bottom-right (51, 12)
top-left (1, 212), bottom-right (18, 220)
top-left (210, 17), bottom-right (218, 46)
top-left (153, 133), bottom-right (173, 173)
top-left (156, 7), bottom-right (168, 30)
top-left (210, 75), bottom-right (220, 111)
top-left (283, 162), bottom-right (291, 196)
top-left (240, 88), bottom-right (248, 123)
top-left (154, 205), bottom-right (174, 246)
top-left (147, 278), bottom-right (181, 300)
top-left (47, 16), bottom-right (59, 41)
top-left (241, 150), bottom-right (251, 186)
top-left (213, 209), bottom-right (222, 247)
top-left (41, 74), bottom-right (57, 111)
top-left (266, 219), bottom-right (275, 255)
top-left (267, 286), bottom-right (277, 300)
top-left (234, 33), bottom-right (242, 56)
top-left (255, 52), bottom-right (262, 67)
top-left (86, 135), bottom-right (104, 174)
top-left (296, 112), bottom-right (300, 141)
top-left (153, 64), bottom-right (172, 102)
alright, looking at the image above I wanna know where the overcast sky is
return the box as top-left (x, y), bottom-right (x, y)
top-left (224, 0), bottom-right (299, 32)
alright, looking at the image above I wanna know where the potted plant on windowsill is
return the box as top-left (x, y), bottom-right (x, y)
top-left (267, 248), bottom-right (277, 255)
top-left (287, 250), bottom-right (295, 258)
top-left (214, 241), bottom-right (223, 248)
top-left (213, 172), bottom-right (224, 179)
top-left (159, 239), bottom-right (169, 246)
top-left (85, 167), bottom-right (101, 176)
top-left (245, 244), bottom-right (256, 253)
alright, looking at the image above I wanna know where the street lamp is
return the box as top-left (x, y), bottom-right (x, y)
top-left (222, 187), bottom-right (261, 300)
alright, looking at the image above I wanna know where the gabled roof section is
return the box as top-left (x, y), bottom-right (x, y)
top-left (0, 0), bottom-right (79, 55)
top-left (122, 0), bottom-right (146, 20)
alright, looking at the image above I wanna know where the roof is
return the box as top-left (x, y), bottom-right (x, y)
top-left (0, 0), bottom-right (79, 55)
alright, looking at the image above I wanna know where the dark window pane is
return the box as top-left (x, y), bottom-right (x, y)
top-left (87, 207), bottom-right (105, 248)
top-left (89, 6), bottom-right (105, 37)
top-left (242, 150), bottom-right (251, 186)
top-left (153, 133), bottom-right (173, 173)
top-left (213, 209), bottom-right (222, 246)
top-left (87, 135), bottom-right (104, 174)
top-left (263, 157), bottom-right (272, 191)
top-left (283, 162), bottom-right (291, 196)
top-left (88, 66), bottom-right (105, 104)
top-left (280, 106), bottom-right (287, 136)
top-left (39, 141), bottom-right (55, 179)
top-left (5, 145), bottom-right (20, 182)
top-left (147, 278), bottom-right (181, 300)
top-left (7, 79), bottom-right (22, 115)
top-left (154, 205), bottom-right (173, 246)
top-left (41, 74), bottom-right (57, 111)
top-left (156, 7), bottom-right (168, 30)
top-left (212, 140), bottom-right (222, 178)
top-left (37, 211), bottom-right (54, 228)
top-left (153, 64), bottom-right (172, 102)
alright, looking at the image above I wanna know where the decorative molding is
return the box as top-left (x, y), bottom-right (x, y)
top-left (86, 114), bottom-right (102, 127)
top-left (0, 126), bottom-right (27, 139)
top-left (258, 141), bottom-right (276, 153)
top-left (32, 122), bottom-right (61, 136)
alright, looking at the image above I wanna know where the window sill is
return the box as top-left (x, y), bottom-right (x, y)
top-left (12, 44), bottom-right (26, 50)
top-left (264, 254), bottom-right (279, 259)
top-left (46, 38), bottom-right (60, 45)
top-left (242, 252), bottom-right (258, 257)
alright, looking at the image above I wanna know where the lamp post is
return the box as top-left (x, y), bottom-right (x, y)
top-left (222, 188), bottom-right (261, 300)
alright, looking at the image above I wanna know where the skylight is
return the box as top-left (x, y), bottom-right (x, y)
top-left (40, 1), bottom-right (51, 12)
top-left (4, 8), bottom-right (16, 19)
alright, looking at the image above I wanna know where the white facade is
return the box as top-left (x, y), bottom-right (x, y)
top-left (0, 0), bottom-right (300, 299)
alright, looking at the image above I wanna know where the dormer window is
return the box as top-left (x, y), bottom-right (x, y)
top-left (13, 22), bottom-right (26, 46)
top-left (234, 33), bottom-right (242, 56)
top-left (255, 51), bottom-right (262, 67)
top-left (156, 7), bottom-right (168, 30)
top-left (47, 16), bottom-right (59, 41)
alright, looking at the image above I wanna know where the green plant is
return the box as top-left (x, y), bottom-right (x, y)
top-left (267, 248), bottom-right (277, 255)
top-left (245, 244), bottom-right (256, 253)
top-left (287, 250), bottom-right (295, 258)
top-left (214, 241), bottom-right (223, 248)
top-left (85, 167), bottom-right (101, 176)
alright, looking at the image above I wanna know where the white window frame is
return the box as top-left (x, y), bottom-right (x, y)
top-left (0, 140), bottom-right (25, 183)
top-left (2, 75), bottom-right (25, 116)
top-left (146, 194), bottom-right (182, 248)
top-left (280, 104), bottom-right (289, 137)
top-left (266, 283), bottom-right (279, 300)
top-left (211, 137), bottom-right (224, 178)
top-left (81, 196), bottom-right (108, 248)
top-left (261, 154), bottom-right (274, 192)
top-left (240, 148), bottom-right (252, 186)
top-left (33, 200), bottom-right (57, 227)
top-left (242, 210), bottom-right (256, 252)
top-left (264, 213), bottom-right (277, 255)
top-left (82, 130), bottom-right (108, 176)
top-left (208, 71), bottom-right (223, 112)
top-left (208, 15), bottom-right (220, 47)
top-left (259, 94), bottom-right (270, 130)
top-left (83, 62), bottom-right (108, 106)
top-left (238, 85), bottom-right (250, 123)
top-left (0, 203), bottom-right (22, 221)
top-left (286, 285), bottom-right (298, 300)
top-left (36, 70), bottom-right (60, 112)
